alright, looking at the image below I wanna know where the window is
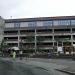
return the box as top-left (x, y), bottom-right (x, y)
top-left (59, 20), bottom-right (70, 25)
top-left (71, 20), bottom-right (75, 25)
top-left (28, 22), bottom-right (37, 27)
top-left (43, 21), bottom-right (52, 26)
top-left (14, 23), bottom-right (20, 28)
top-left (53, 21), bottom-right (59, 26)
top-left (53, 20), bottom-right (70, 26)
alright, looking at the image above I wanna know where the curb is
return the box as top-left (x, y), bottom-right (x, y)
top-left (55, 69), bottom-right (75, 75)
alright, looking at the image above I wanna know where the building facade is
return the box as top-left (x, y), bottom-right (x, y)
top-left (3, 16), bottom-right (75, 54)
top-left (0, 17), bottom-right (4, 44)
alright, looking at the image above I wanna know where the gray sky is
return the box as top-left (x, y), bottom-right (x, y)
top-left (0, 0), bottom-right (75, 19)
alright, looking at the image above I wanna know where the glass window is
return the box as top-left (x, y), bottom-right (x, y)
top-left (53, 20), bottom-right (70, 26)
top-left (71, 20), bottom-right (75, 25)
top-left (14, 23), bottom-right (20, 28)
top-left (43, 21), bottom-right (52, 26)
top-left (28, 22), bottom-right (37, 27)
top-left (53, 21), bottom-right (59, 26)
top-left (59, 20), bottom-right (70, 25)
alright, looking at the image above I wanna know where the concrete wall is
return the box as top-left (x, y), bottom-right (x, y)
top-left (0, 17), bottom-right (5, 44)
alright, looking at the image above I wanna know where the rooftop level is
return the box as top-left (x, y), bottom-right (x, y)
top-left (5, 16), bottom-right (75, 23)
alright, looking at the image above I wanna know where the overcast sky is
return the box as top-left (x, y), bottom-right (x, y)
top-left (0, 0), bottom-right (75, 19)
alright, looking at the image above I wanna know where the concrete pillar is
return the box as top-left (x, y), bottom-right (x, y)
top-left (18, 30), bottom-right (20, 48)
top-left (53, 36), bottom-right (54, 46)
top-left (52, 28), bottom-right (55, 52)
top-left (35, 28), bottom-right (37, 53)
top-left (0, 17), bottom-right (4, 44)
top-left (71, 28), bottom-right (73, 45)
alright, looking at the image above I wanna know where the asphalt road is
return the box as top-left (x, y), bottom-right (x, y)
top-left (0, 59), bottom-right (52, 75)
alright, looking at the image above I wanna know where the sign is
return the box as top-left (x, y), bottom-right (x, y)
top-left (57, 47), bottom-right (63, 52)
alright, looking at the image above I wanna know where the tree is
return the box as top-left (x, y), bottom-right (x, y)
top-left (0, 39), bottom-right (8, 56)
top-left (0, 39), bottom-right (5, 51)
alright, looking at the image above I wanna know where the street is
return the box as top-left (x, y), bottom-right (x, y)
top-left (0, 59), bottom-right (51, 75)
top-left (0, 58), bottom-right (70, 75)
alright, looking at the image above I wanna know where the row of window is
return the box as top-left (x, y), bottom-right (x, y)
top-left (43, 20), bottom-right (75, 26)
top-left (14, 20), bottom-right (75, 28)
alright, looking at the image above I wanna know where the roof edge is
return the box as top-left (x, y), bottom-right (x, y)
top-left (5, 16), bottom-right (75, 23)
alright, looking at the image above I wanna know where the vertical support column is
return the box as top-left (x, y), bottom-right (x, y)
top-left (71, 28), bottom-right (73, 54)
top-left (62, 41), bottom-right (63, 53)
top-left (71, 28), bottom-right (73, 45)
top-left (53, 36), bottom-right (54, 46)
top-left (62, 42), bottom-right (63, 47)
top-left (18, 29), bottom-right (20, 48)
top-left (57, 41), bottom-right (58, 51)
top-left (71, 35), bottom-right (73, 45)
top-left (35, 28), bottom-right (37, 53)
top-left (0, 17), bottom-right (4, 45)
top-left (52, 28), bottom-right (54, 52)
top-left (70, 27), bottom-right (74, 53)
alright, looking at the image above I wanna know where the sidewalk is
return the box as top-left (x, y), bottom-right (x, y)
top-left (1, 57), bottom-right (75, 75)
